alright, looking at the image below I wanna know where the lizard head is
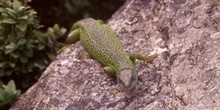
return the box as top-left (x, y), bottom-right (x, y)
top-left (117, 69), bottom-right (138, 90)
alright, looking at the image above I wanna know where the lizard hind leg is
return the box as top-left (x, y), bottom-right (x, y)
top-left (66, 29), bottom-right (80, 44)
top-left (58, 28), bottom-right (80, 53)
top-left (96, 19), bottom-right (104, 24)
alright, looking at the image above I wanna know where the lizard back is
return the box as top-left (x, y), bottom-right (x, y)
top-left (75, 18), bottom-right (133, 72)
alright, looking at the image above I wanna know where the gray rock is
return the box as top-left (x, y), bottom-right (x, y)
top-left (11, 0), bottom-right (220, 110)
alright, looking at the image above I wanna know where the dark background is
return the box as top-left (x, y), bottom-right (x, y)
top-left (29, 0), bottom-right (126, 31)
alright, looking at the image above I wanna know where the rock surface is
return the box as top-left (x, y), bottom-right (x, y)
top-left (11, 0), bottom-right (220, 110)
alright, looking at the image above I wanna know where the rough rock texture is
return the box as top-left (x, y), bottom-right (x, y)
top-left (11, 0), bottom-right (220, 110)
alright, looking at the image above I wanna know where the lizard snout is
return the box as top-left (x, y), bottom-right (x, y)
top-left (118, 69), bottom-right (137, 90)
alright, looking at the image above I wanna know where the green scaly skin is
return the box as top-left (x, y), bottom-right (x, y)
top-left (67, 18), bottom-right (156, 90)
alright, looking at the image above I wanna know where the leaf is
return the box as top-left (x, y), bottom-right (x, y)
top-left (0, 69), bottom-right (5, 77)
top-left (0, 7), bottom-right (5, 12)
top-left (19, 55), bottom-right (28, 63)
top-left (60, 28), bottom-right (67, 34)
top-left (5, 43), bottom-right (16, 49)
top-left (34, 59), bottom-right (47, 70)
top-left (52, 24), bottom-right (67, 35)
top-left (0, 89), bottom-right (7, 101)
top-left (18, 6), bottom-right (25, 11)
top-left (25, 40), bottom-right (34, 48)
top-left (5, 8), bottom-right (16, 14)
top-left (27, 10), bottom-right (37, 16)
top-left (52, 24), bottom-right (59, 31)
top-left (23, 49), bottom-right (33, 57)
top-left (5, 43), bottom-right (16, 54)
top-left (20, 0), bottom-right (31, 5)
top-left (18, 15), bottom-right (28, 20)
top-left (16, 24), bottom-right (27, 31)
top-left (37, 44), bottom-right (45, 50)
top-left (2, 18), bottom-right (17, 24)
top-left (10, 52), bottom-right (19, 58)
top-left (8, 62), bottom-right (15, 68)
top-left (15, 29), bottom-right (26, 37)
top-left (8, 34), bottom-right (17, 44)
top-left (36, 35), bottom-right (47, 45)
top-left (0, 62), bottom-right (7, 68)
top-left (6, 80), bottom-right (16, 93)
top-left (7, 10), bottom-right (17, 19)
top-left (13, 0), bottom-right (22, 10)
top-left (46, 52), bottom-right (56, 60)
top-left (0, 80), bottom-right (20, 108)
top-left (0, 0), bottom-right (10, 7)
top-left (18, 39), bottom-right (26, 45)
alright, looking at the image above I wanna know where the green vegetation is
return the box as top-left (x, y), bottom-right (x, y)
top-left (0, 0), bottom-right (66, 108)
top-left (0, 0), bottom-right (66, 76)
top-left (0, 80), bottom-right (20, 110)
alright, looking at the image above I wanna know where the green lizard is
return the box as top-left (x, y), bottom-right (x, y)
top-left (66, 18), bottom-right (156, 90)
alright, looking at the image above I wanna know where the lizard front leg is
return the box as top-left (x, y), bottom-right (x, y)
top-left (104, 66), bottom-right (116, 76)
top-left (129, 53), bottom-right (157, 65)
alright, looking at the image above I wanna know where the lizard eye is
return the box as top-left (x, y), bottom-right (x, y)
top-left (117, 69), bottom-right (137, 90)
